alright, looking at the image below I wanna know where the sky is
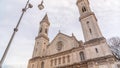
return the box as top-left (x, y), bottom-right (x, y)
top-left (0, 0), bottom-right (120, 68)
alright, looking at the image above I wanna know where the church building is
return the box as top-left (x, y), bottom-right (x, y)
top-left (27, 0), bottom-right (120, 68)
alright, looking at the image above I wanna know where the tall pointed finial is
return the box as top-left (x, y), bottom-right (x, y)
top-left (59, 30), bottom-right (61, 33)
top-left (72, 33), bottom-right (74, 37)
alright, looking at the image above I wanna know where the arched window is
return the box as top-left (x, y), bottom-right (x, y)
top-left (63, 56), bottom-right (65, 63)
top-left (86, 21), bottom-right (92, 34)
top-left (32, 64), bottom-right (34, 68)
top-left (58, 58), bottom-right (61, 64)
top-left (87, 21), bottom-right (89, 24)
top-left (39, 28), bottom-right (42, 33)
top-left (82, 6), bottom-right (86, 12)
top-left (80, 52), bottom-right (85, 61)
top-left (67, 55), bottom-right (70, 63)
top-left (54, 59), bottom-right (57, 65)
top-left (45, 29), bottom-right (48, 34)
top-left (51, 60), bottom-right (53, 66)
top-left (89, 28), bottom-right (92, 34)
top-left (86, 21), bottom-right (90, 27)
top-left (95, 48), bottom-right (98, 53)
top-left (117, 64), bottom-right (120, 68)
top-left (41, 62), bottom-right (44, 68)
top-left (35, 48), bottom-right (37, 53)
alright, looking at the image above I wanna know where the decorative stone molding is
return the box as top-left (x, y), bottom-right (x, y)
top-left (29, 46), bottom-right (85, 63)
top-left (86, 55), bottom-right (115, 63)
top-left (35, 34), bottom-right (49, 41)
top-left (84, 37), bottom-right (106, 47)
top-left (55, 61), bottom-right (87, 68)
top-left (80, 12), bottom-right (97, 21)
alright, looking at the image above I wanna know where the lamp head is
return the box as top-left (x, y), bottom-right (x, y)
top-left (38, 1), bottom-right (44, 10)
top-left (38, 4), bottom-right (44, 10)
top-left (28, 3), bottom-right (33, 8)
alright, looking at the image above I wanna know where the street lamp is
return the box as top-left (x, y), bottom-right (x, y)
top-left (0, 0), bottom-right (33, 68)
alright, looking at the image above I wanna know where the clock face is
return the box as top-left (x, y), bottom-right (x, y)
top-left (57, 41), bottom-right (63, 51)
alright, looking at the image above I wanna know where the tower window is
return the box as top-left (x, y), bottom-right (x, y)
top-left (89, 28), bottom-right (92, 34)
top-left (82, 6), bottom-right (86, 12)
top-left (80, 52), bottom-right (85, 61)
top-left (95, 48), bottom-right (98, 53)
top-left (41, 62), bottom-right (44, 68)
top-left (86, 21), bottom-right (90, 27)
top-left (86, 21), bottom-right (92, 34)
top-left (37, 62), bottom-right (39, 68)
top-left (87, 21), bottom-right (89, 24)
top-left (45, 29), bottom-right (48, 34)
top-left (39, 28), bottom-right (42, 33)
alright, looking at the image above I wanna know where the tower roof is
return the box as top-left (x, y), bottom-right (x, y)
top-left (42, 14), bottom-right (48, 21)
top-left (40, 13), bottom-right (50, 25)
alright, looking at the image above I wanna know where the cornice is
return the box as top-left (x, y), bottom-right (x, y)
top-left (46, 46), bottom-right (84, 58)
top-left (84, 37), bottom-right (106, 47)
top-left (29, 46), bottom-right (85, 62)
top-left (86, 55), bottom-right (115, 63)
top-left (35, 34), bottom-right (49, 41)
top-left (29, 54), bottom-right (115, 66)
top-left (80, 12), bottom-right (97, 21)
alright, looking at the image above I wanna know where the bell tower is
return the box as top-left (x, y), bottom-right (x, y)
top-left (32, 14), bottom-right (50, 57)
top-left (76, 0), bottom-right (113, 60)
top-left (77, 0), bottom-right (103, 42)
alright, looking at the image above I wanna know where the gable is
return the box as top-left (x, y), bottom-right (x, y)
top-left (46, 33), bottom-right (79, 56)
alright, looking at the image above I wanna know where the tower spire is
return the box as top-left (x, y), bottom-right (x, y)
top-left (40, 13), bottom-right (50, 25)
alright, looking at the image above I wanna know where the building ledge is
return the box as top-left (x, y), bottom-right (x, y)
top-left (84, 37), bottom-right (106, 46)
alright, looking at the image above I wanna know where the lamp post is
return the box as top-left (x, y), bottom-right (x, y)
top-left (0, 0), bottom-right (33, 68)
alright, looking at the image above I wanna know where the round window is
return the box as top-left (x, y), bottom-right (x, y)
top-left (57, 41), bottom-right (63, 51)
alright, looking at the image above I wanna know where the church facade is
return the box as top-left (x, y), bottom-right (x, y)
top-left (27, 0), bottom-right (120, 68)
